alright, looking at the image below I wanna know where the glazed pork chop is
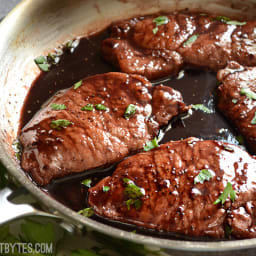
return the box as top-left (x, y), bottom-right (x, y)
top-left (102, 12), bottom-right (256, 80)
top-left (20, 72), bottom-right (189, 185)
top-left (217, 62), bottom-right (256, 154)
top-left (88, 138), bottom-right (256, 238)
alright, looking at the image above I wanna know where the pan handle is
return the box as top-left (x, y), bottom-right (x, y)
top-left (0, 187), bottom-right (61, 225)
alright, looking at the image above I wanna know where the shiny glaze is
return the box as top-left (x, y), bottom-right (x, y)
top-left (218, 61), bottom-right (256, 154)
top-left (20, 21), bottom-right (249, 240)
top-left (102, 12), bottom-right (256, 80)
top-left (88, 138), bottom-right (256, 238)
top-left (20, 72), bottom-right (188, 185)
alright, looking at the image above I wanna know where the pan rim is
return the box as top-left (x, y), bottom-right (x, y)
top-left (1, 0), bottom-right (256, 252)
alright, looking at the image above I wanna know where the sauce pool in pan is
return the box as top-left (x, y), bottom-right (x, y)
top-left (20, 28), bottom-right (243, 241)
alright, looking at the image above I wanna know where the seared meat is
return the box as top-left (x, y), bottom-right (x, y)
top-left (102, 12), bottom-right (256, 79)
top-left (20, 72), bottom-right (188, 185)
top-left (88, 138), bottom-right (256, 238)
top-left (217, 62), bottom-right (256, 153)
top-left (232, 24), bottom-right (256, 67)
top-left (102, 39), bottom-right (183, 81)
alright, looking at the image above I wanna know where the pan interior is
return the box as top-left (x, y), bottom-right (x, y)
top-left (1, 0), bottom-right (256, 251)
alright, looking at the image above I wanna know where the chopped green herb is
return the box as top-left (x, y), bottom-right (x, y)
top-left (192, 104), bottom-right (213, 114)
top-left (143, 137), bottom-right (159, 151)
top-left (34, 56), bottom-right (47, 64)
top-left (124, 104), bottom-right (136, 119)
top-left (38, 63), bottom-right (50, 72)
top-left (153, 16), bottom-right (169, 26)
top-left (103, 186), bottom-right (110, 192)
top-left (194, 169), bottom-right (214, 184)
top-left (214, 182), bottom-right (236, 205)
top-left (183, 34), bottom-right (199, 47)
top-left (123, 178), bottom-right (144, 211)
top-left (232, 99), bottom-right (238, 104)
top-left (81, 104), bottom-right (94, 111)
top-left (226, 20), bottom-right (246, 26)
top-left (250, 112), bottom-right (256, 125)
top-left (123, 178), bottom-right (144, 199)
top-left (214, 16), bottom-right (231, 22)
top-left (152, 27), bottom-right (159, 34)
top-left (74, 80), bottom-right (83, 90)
top-left (214, 16), bottom-right (246, 26)
top-left (240, 88), bottom-right (256, 100)
top-left (81, 178), bottom-right (92, 188)
top-left (126, 198), bottom-right (142, 211)
top-left (50, 119), bottom-right (72, 130)
top-left (236, 135), bottom-right (245, 145)
top-left (152, 16), bottom-right (169, 35)
top-left (95, 104), bottom-right (108, 111)
top-left (50, 103), bottom-right (66, 110)
top-left (223, 145), bottom-right (234, 152)
top-left (78, 208), bottom-right (94, 217)
top-left (34, 56), bottom-right (51, 72)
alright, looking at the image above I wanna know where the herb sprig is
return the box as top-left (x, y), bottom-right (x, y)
top-left (95, 104), bottom-right (108, 111)
top-left (50, 119), bottom-right (72, 130)
top-left (103, 186), bottom-right (110, 192)
top-left (81, 178), bottom-right (92, 188)
top-left (183, 34), bottom-right (199, 47)
top-left (240, 88), bottom-right (256, 100)
top-left (194, 169), bottom-right (214, 184)
top-left (214, 16), bottom-right (246, 26)
top-left (34, 56), bottom-right (51, 72)
top-left (50, 103), bottom-right (66, 110)
top-left (78, 208), bottom-right (94, 218)
top-left (214, 182), bottom-right (236, 205)
top-left (81, 104), bottom-right (94, 111)
top-left (124, 104), bottom-right (136, 119)
top-left (192, 104), bottom-right (213, 114)
top-left (34, 53), bottom-right (60, 72)
top-left (74, 80), bottom-right (83, 90)
top-left (152, 16), bottom-right (169, 34)
top-left (123, 178), bottom-right (144, 211)
top-left (143, 138), bottom-right (159, 151)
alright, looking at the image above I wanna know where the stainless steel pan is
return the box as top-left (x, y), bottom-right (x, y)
top-left (1, 0), bottom-right (256, 254)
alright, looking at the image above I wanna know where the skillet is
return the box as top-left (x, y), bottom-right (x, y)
top-left (1, 0), bottom-right (256, 254)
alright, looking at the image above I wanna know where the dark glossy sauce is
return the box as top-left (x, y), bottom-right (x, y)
top-left (20, 28), bottom-right (243, 241)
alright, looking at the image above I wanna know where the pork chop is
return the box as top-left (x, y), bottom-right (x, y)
top-left (20, 72), bottom-right (189, 185)
top-left (102, 12), bottom-right (256, 79)
top-left (88, 137), bottom-right (256, 238)
top-left (217, 61), bottom-right (256, 154)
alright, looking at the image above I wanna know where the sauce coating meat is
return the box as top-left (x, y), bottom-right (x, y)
top-left (217, 61), bottom-right (256, 154)
top-left (19, 11), bottom-right (256, 240)
top-left (20, 72), bottom-right (188, 185)
top-left (88, 138), bottom-right (256, 238)
top-left (102, 13), bottom-right (256, 80)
